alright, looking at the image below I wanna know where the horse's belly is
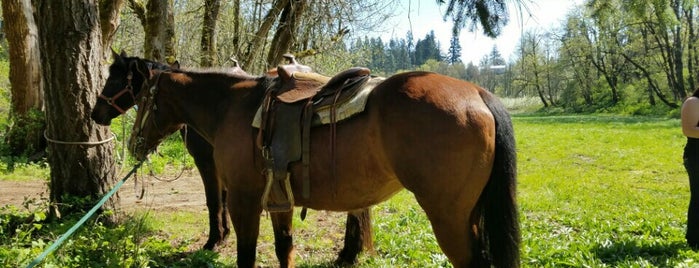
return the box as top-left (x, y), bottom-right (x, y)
top-left (288, 121), bottom-right (401, 210)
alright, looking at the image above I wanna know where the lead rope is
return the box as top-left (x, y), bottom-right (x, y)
top-left (146, 125), bottom-right (189, 183)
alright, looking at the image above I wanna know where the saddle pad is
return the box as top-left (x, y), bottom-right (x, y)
top-left (252, 77), bottom-right (385, 128)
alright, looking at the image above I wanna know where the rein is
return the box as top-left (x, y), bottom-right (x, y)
top-left (131, 71), bottom-right (188, 182)
top-left (99, 72), bottom-right (135, 114)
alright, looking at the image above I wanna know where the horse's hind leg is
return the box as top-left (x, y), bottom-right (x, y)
top-left (336, 208), bottom-right (373, 266)
top-left (271, 211), bottom-right (296, 268)
top-left (414, 196), bottom-right (478, 268)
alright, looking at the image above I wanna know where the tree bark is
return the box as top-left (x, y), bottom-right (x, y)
top-left (200, 0), bottom-right (221, 67)
top-left (242, 0), bottom-right (289, 70)
top-left (143, 0), bottom-right (176, 62)
top-left (34, 0), bottom-right (118, 221)
top-left (99, 0), bottom-right (125, 56)
top-left (2, 0), bottom-right (45, 157)
top-left (265, 0), bottom-right (306, 67)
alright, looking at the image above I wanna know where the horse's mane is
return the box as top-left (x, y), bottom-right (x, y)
top-left (111, 56), bottom-right (171, 71)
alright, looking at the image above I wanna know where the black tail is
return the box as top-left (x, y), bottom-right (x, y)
top-left (474, 90), bottom-right (520, 267)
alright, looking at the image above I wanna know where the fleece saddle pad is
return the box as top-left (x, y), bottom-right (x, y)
top-left (252, 76), bottom-right (385, 128)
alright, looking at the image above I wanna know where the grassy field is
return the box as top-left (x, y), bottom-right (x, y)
top-left (2, 114), bottom-right (699, 267)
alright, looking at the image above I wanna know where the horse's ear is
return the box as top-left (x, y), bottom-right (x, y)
top-left (170, 60), bottom-right (180, 70)
top-left (120, 50), bottom-right (128, 58)
top-left (111, 48), bottom-right (126, 66)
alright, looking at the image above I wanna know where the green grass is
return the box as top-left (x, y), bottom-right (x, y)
top-left (2, 114), bottom-right (699, 267)
top-left (106, 110), bottom-right (195, 175)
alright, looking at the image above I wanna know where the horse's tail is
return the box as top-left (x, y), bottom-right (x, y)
top-left (473, 90), bottom-right (520, 267)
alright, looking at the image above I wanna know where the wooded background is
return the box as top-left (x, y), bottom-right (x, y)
top-left (0, 0), bottom-right (698, 218)
top-left (0, 0), bottom-right (513, 219)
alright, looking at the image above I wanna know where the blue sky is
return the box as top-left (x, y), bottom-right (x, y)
top-left (379, 0), bottom-right (584, 65)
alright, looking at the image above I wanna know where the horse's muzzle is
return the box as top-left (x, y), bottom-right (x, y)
top-left (90, 109), bottom-right (113, 126)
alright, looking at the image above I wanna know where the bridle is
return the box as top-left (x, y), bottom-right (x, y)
top-left (99, 72), bottom-right (136, 114)
top-left (130, 71), bottom-right (173, 159)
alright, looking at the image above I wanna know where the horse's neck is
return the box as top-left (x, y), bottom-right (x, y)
top-left (167, 74), bottom-right (266, 144)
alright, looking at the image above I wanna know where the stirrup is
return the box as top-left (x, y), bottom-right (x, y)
top-left (262, 171), bottom-right (294, 212)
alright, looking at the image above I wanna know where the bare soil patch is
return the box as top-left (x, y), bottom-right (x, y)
top-left (0, 171), bottom-right (352, 265)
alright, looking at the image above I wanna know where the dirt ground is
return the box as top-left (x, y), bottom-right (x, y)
top-left (0, 171), bottom-right (351, 265)
top-left (0, 170), bottom-right (212, 211)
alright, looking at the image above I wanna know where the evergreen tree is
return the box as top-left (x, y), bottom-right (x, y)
top-left (447, 33), bottom-right (462, 64)
top-left (489, 45), bottom-right (506, 66)
top-left (414, 31), bottom-right (442, 66)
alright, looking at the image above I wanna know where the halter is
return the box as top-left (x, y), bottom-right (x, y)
top-left (99, 72), bottom-right (136, 114)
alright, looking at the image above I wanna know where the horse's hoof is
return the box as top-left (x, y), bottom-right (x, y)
top-left (222, 228), bottom-right (231, 240)
top-left (334, 256), bottom-right (358, 267)
top-left (202, 239), bottom-right (217, 251)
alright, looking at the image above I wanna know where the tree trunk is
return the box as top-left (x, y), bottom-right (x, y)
top-left (685, 7), bottom-right (697, 93)
top-left (2, 0), bottom-right (46, 157)
top-left (34, 0), bottom-right (118, 221)
top-left (232, 0), bottom-right (241, 58)
top-left (144, 0), bottom-right (176, 62)
top-left (265, 0), bottom-right (306, 67)
top-left (242, 0), bottom-right (289, 71)
top-left (99, 0), bottom-right (125, 56)
top-left (200, 0), bottom-right (221, 67)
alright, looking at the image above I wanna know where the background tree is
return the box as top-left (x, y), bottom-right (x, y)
top-left (414, 31), bottom-right (442, 66)
top-left (200, 0), bottom-right (221, 67)
top-left (2, 0), bottom-right (45, 158)
top-left (446, 33), bottom-right (462, 65)
top-left (265, 0), bottom-right (306, 67)
top-left (34, 0), bottom-right (119, 220)
top-left (439, 0), bottom-right (510, 38)
top-left (127, 0), bottom-right (176, 62)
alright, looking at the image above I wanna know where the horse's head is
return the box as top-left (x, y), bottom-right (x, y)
top-left (90, 50), bottom-right (176, 125)
top-left (127, 72), bottom-right (186, 161)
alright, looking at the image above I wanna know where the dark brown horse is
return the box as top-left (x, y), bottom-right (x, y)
top-left (127, 65), bottom-right (520, 267)
top-left (91, 52), bottom-right (373, 264)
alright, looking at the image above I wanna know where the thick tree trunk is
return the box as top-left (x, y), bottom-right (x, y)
top-left (34, 0), bottom-right (118, 221)
top-left (2, 0), bottom-right (45, 157)
top-left (200, 0), bottom-right (221, 67)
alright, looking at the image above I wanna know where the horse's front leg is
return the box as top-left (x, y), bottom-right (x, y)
top-left (183, 130), bottom-right (228, 250)
top-left (271, 210), bottom-right (295, 267)
top-left (230, 195), bottom-right (263, 268)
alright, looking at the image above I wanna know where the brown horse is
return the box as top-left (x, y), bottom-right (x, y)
top-left (91, 52), bottom-right (373, 264)
top-left (127, 66), bottom-right (520, 267)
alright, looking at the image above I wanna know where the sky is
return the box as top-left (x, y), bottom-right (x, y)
top-left (379, 0), bottom-right (584, 65)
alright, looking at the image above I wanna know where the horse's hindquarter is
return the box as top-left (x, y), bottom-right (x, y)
top-left (293, 72), bottom-right (497, 211)
top-left (372, 72), bottom-right (496, 205)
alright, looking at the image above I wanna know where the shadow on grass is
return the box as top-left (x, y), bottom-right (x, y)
top-left (297, 262), bottom-right (342, 268)
top-left (592, 240), bottom-right (687, 266)
top-left (513, 114), bottom-right (679, 127)
top-left (148, 249), bottom-right (229, 268)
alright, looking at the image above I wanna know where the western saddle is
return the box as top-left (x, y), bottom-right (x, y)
top-left (258, 55), bottom-right (371, 212)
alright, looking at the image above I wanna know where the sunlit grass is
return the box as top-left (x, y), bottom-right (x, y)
top-left (3, 114), bottom-right (699, 267)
